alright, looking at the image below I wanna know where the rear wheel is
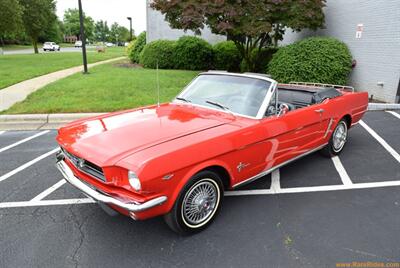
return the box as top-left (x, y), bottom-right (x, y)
top-left (320, 119), bottom-right (348, 157)
top-left (164, 170), bottom-right (223, 234)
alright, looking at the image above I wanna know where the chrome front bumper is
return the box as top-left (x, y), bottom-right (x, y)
top-left (56, 159), bottom-right (167, 212)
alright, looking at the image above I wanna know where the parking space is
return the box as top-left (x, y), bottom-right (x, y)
top-left (0, 111), bottom-right (399, 267)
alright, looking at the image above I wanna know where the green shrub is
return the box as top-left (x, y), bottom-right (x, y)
top-left (126, 40), bottom-right (135, 57)
top-left (139, 40), bottom-right (176, 69)
top-left (213, 41), bottom-right (241, 71)
top-left (173, 36), bottom-right (213, 70)
top-left (128, 31), bottom-right (146, 63)
top-left (268, 37), bottom-right (352, 85)
top-left (240, 47), bottom-right (278, 73)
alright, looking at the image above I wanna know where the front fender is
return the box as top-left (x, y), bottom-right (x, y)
top-left (165, 159), bottom-right (235, 213)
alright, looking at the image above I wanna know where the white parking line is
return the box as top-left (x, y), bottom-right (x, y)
top-left (0, 198), bottom-right (95, 209)
top-left (270, 169), bottom-right (281, 193)
top-left (225, 179), bottom-right (400, 196)
top-left (0, 131), bottom-right (5, 135)
top-left (1, 179), bottom-right (400, 208)
top-left (386, 111), bottom-right (400, 120)
top-left (332, 156), bottom-right (353, 185)
top-left (0, 148), bottom-right (59, 183)
top-left (30, 179), bottom-right (66, 201)
top-left (0, 130), bottom-right (50, 153)
top-left (359, 120), bottom-right (400, 163)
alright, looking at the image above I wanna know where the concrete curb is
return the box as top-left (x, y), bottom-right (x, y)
top-left (0, 113), bottom-right (104, 131)
top-left (0, 103), bottom-right (399, 131)
top-left (368, 103), bottom-right (400, 111)
top-left (0, 113), bottom-right (104, 123)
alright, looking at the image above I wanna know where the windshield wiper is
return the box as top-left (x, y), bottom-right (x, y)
top-left (176, 97), bottom-right (191, 103)
top-left (205, 100), bottom-right (232, 113)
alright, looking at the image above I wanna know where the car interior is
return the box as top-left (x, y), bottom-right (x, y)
top-left (279, 85), bottom-right (342, 108)
top-left (266, 85), bottom-right (343, 117)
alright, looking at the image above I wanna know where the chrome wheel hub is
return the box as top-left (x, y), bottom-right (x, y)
top-left (182, 180), bottom-right (218, 226)
top-left (333, 122), bottom-right (347, 152)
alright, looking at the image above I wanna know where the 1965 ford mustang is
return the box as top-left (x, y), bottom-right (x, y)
top-left (56, 72), bottom-right (368, 234)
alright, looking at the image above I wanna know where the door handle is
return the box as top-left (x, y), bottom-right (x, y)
top-left (314, 109), bottom-right (324, 113)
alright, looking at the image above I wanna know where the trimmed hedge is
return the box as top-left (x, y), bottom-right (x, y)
top-left (128, 31), bottom-right (146, 63)
top-left (268, 37), bottom-right (352, 85)
top-left (139, 40), bottom-right (176, 69)
top-left (213, 41), bottom-right (241, 71)
top-left (173, 36), bottom-right (214, 70)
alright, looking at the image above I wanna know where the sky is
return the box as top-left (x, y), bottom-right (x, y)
top-left (56, 0), bottom-right (147, 34)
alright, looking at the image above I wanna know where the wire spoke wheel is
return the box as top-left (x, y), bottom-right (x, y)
top-left (181, 179), bottom-right (219, 227)
top-left (332, 121), bottom-right (347, 152)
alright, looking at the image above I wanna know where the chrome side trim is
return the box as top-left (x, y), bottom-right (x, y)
top-left (289, 81), bottom-right (354, 92)
top-left (232, 143), bottom-right (328, 188)
top-left (56, 160), bottom-right (167, 212)
top-left (323, 118), bottom-right (334, 138)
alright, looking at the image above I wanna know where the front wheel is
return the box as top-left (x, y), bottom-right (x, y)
top-left (164, 170), bottom-right (223, 234)
top-left (320, 119), bottom-right (348, 157)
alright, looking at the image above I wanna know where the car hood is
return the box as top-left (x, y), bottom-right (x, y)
top-left (57, 103), bottom-right (232, 166)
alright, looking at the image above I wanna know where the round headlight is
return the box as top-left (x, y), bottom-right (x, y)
top-left (128, 171), bottom-right (141, 191)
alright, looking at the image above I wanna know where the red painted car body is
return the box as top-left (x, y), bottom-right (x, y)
top-left (56, 73), bottom-right (368, 222)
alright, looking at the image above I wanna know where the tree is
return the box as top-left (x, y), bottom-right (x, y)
top-left (63, 8), bottom-right (94, 41)
top-left (151, 0), bottom-right (326, 71)
top-left (39, 19), bottom-right (64, 43)
top-left (20, 0), bottom-right (57, 53)
top-left (0, 0), bottom-right (23, 46)
top-left (94, 20), bottom-right (109, 42)
top-left (109, 23), bottom-right (130, 43)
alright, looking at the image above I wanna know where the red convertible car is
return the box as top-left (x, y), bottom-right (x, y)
top-left (56, 72), bottom-right (368, 234)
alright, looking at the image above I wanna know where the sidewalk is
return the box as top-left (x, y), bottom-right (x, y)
top-left (0, 57), bottom-right (126, 112)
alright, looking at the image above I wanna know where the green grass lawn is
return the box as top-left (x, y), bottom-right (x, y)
top-left (1, 44), bottom-right (37, 51)
top-left (0, 47), bottom-right (126, 89)
top-left (3, 61), bottom-right (199, 114)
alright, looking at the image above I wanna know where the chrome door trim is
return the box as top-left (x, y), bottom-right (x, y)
top-left (232, 143), bottom-right (328, 188)
top-left (323, 118), bottom-right (334, 138)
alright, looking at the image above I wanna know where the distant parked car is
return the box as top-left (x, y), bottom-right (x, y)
top-left (106, 42), bottom-right (114, 47)
top-left (74, 41), bottom-right (82, 48)
top-left (43, 42), bottom-right (60, 51)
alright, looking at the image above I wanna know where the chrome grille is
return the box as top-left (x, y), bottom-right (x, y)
top-left (60, 147), bottom-right (106, 182)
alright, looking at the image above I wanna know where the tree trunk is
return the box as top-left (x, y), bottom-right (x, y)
top-left (32, 38), bottom-right (39, 54)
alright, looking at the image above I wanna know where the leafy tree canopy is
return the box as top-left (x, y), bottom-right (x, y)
top-left (63, 8), bottom-right (95, 40)
top-left (20, 0), bottom-right (57, 53)
top-left (152, 0), bottom-right (326, 71)
top-left (94, 20), bottom-right (110, 42)
top-left (109, 23), bottom-right (130, 43)
top-left (0, 0), bottom-right (23, 45)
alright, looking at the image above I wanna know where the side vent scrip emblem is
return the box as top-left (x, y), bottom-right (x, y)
top-left (237, 162), bottom-right (250, 172)
top-left (163, 174), bottom-right (174, 180)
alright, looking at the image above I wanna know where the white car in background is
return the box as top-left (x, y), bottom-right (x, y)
top-left (43, 42), bottom-right (60, 51)
top-left (106, 42), bottom-right (114, 47)
top-left (74, 41), bottom-right (82, 48)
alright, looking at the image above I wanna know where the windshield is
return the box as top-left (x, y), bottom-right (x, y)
top-left (178, 74), bottom-right (271, 118)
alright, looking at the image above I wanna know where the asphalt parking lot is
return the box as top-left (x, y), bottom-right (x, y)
top-left (0, 111), bottom-right (399, 268)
